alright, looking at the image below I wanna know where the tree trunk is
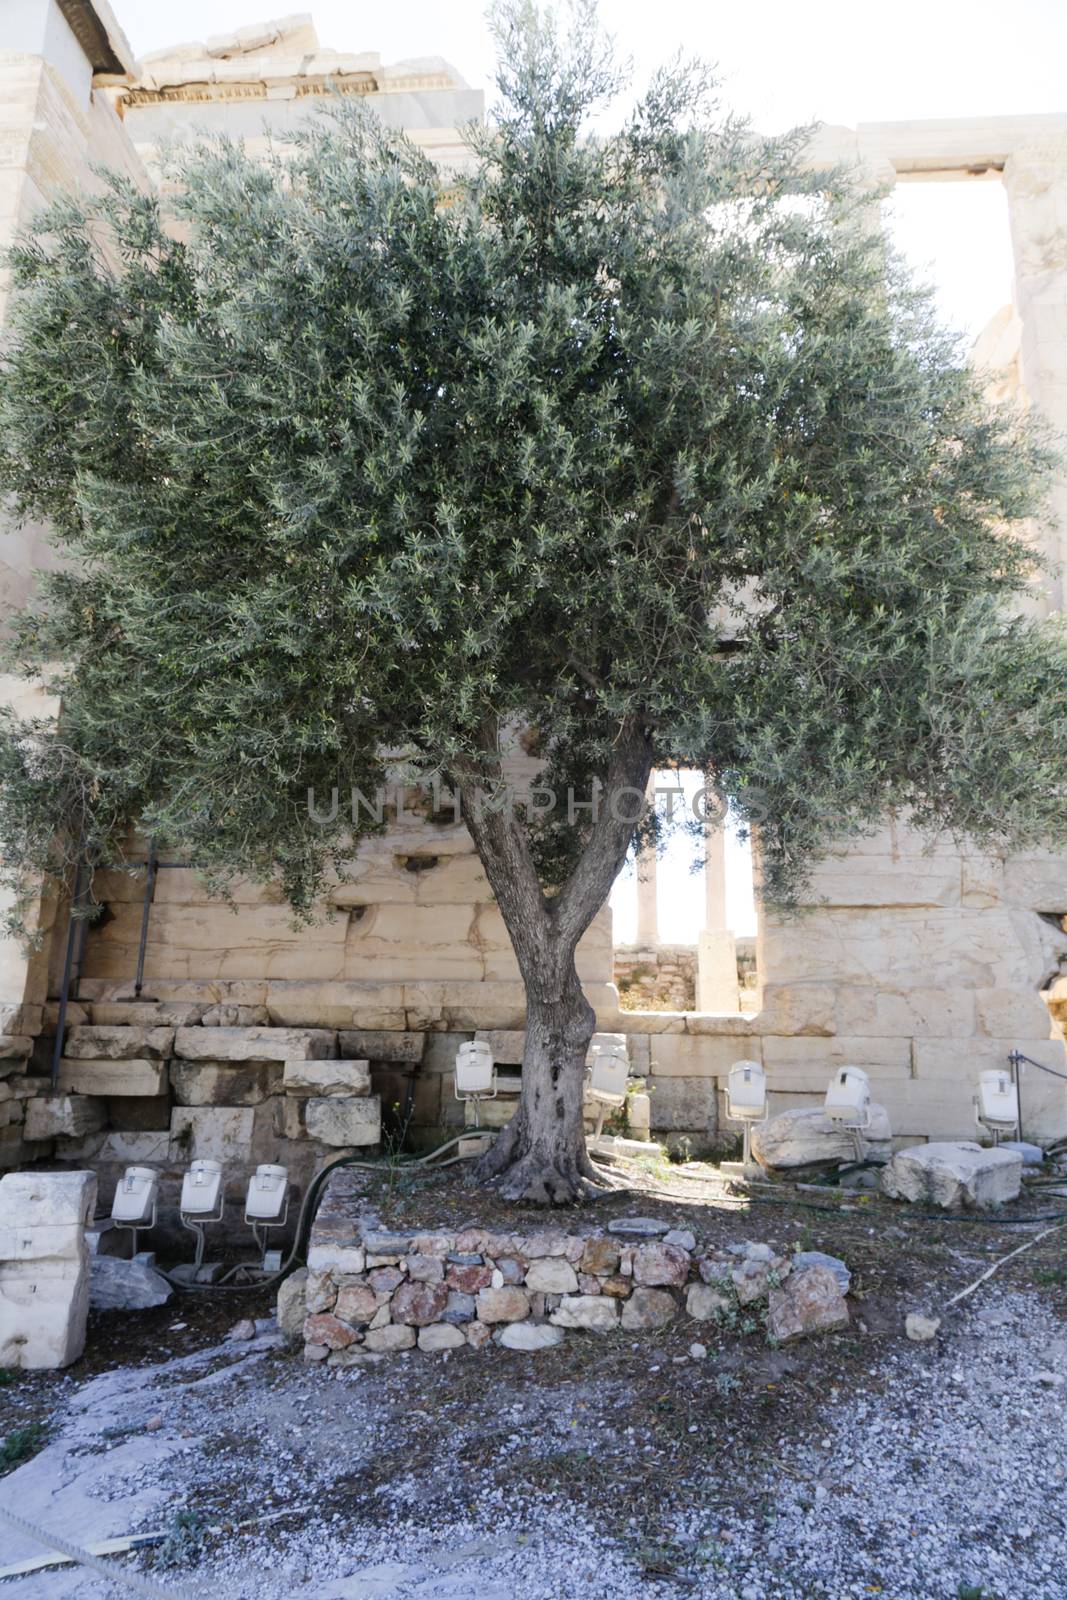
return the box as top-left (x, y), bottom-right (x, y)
top-left (475, 945), bottom-right (602, 1203)
top-left (454, 718), bottom-right (655, 1205)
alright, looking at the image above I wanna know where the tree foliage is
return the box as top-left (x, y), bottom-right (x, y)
top-left (0, 0), bottom-right (1064, 939)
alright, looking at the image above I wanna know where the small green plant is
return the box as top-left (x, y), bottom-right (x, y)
top-left (1, 1422), bottom-right (46, 1472)
top-left (151, 1509), bottom-right (206, 1569)
top-left (714, 1371), bottom-right (741, 1396)
top-left (1034, 1266), bottom-right (1067, 1288)
top-left (0, 1369), bottom-right (13, 1386)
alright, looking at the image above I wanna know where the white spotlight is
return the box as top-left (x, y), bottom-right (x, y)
top-left (824, 1066), bottom-right (872, 1160)
top-left (179, 1158), bottom-right (225, 1276)
top-left (454, 1040), bottom-right (497, 1127)
top-left (110, 1165), bottom-right (159, 1256)
top-left (726, 1059), bottom-right (767, 1173)
top-left (586, 1039), bottom-right (629, 1144)
top-left (245, 1163), bottom-right (290, 1271)
top-left (976, 1068), bottom-right (1019, 1145)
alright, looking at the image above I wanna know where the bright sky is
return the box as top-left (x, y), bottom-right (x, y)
top-left (114, 0), bottom-right (1064, 940)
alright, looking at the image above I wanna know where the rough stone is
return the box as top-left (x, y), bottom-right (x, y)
top-left (621, 1286), bottom-right (679, 1331)
top-left (441, 1291), bottom-right (476, 1325)
top-left (881, 1142), bottom-right (1023, 1209)
top-left (752, 1104), bottom-right (893, 1169)
top-left (632, 1242), bottom-right (690, 1288)
top-left (364, 1323), bottom-right (416, 1352)
top-left (368, 1266), bottom-right (404, 1294)
top-left (392, 1280), bottom-right (450, 1326)
top-left (406, 1254), bottom-right (445, 1283)
top-left (363, 1232), bottom-right (416, 1254)
top-left (600, 1276), bottom-right (632, 1299)
top-left (732, 1257), bottom-right (789, 1306)
top-left (334, 1284), bottom-right (383, 1326)
top-left (766, 1265), bottom-right (850, 1343)
top-left (276, 1268), bottom-right (308, 1343)
top-left (663, 1229), bottom-right (697, 1251)
top-left (607, 1217), bottom-right (669, 1238)
top-left (549, 1294), bottom-right (620, 1332)
top-left (476, 1286), bottom-right (531, 1323)
top-left (89, 1253), bottom-right (172, 1311)
top-left (418, 1322), bottom-right (466, 1351)
top-left (579, 1238), bottom-right (621, 1276)
top-left (906, 1312), bottom-right (942, 1342)
top-left (339, 1030), bottom-right (424, 1062)
top-left (499, 1320), bottom-right (567, 1351)
top-left (524, 1258), bottom-right (580, 1294)
top-left (465, 1320), bottom-right (492, 1348)
top-left (793, 1250), bottom-right (851, 1294)
top-left (303, 1312), bottom-right (359, 1350)
top-left (686, 1281), bottom-right (733, 1321)
top-left (446, 1262), bottom-right (493, 1294)
top-left (170, 1060), bottom-right (280, 1106)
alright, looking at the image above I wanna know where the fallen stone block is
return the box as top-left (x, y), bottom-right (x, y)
top-left (24, 1094), bottom-right (106, 1142)
top-left (766, 1264), bottom-right (849, 1343)
top-left (0, 1170), bottom-right (96, 1369)
top-left (752, 1104), bottom-right (892, 1169)
top-left (57, 1059), bottom-right (168, 1097)
top-left (304, 1095), bottom-right (381, 1147)
top-left (175, 1026), bottom-right (337, 1062)
top-left (90, 1252), bottom-right (172, 1311)
top-left (64, 1024), bottom-right (175, 1060)
top-left (282, 1059), bottom-right (371, 1096)
top-left (881, 1142), bottom-right (1023, 1209)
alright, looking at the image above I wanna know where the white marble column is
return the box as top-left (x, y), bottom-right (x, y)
top-left (635, 841), bottom-right (658, 947)
top-left (1004, 140), bottom-right (1067, 616)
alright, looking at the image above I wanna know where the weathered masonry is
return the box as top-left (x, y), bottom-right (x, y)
top-left (1, 6), bottom-right (1066, 1206)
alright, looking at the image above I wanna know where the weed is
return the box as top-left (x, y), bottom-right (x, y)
top-left (1, 1422), bottom-right (46, 1473)
top-left (151, 1509), bottom-right (206, 1569)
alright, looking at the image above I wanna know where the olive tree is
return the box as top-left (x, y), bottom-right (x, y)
top-left (1, 2), bottom-right (1065, 1202)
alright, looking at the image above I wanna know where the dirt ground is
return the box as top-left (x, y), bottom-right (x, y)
top-left (2, 1159), bottom-right (1067, 1599)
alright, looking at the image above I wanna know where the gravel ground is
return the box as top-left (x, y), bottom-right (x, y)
top-left (1, 1277), bottom-right (1065, 1600)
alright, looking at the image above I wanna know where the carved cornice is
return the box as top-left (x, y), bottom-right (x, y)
top-left (56, 0), bottom-right (129, 76)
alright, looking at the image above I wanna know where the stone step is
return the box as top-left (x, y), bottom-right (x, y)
top-left (174, 1026), bottom-right (337, 1062)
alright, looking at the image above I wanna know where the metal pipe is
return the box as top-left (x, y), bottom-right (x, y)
top-left (134, 842), bottom-right (159, 998)
top-left (50, 859), bottom-right (85, 1087)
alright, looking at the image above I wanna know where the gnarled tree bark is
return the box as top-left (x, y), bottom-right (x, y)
top-left (453, 719), bottom-right (654, 1204)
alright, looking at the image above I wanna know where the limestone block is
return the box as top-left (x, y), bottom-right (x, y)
top-left (64, 1024), bottom-right (175, 1060)
top-left (755, 986), bottom-right (837, 1037)
top-left (806, 852), bottom-right (961, 909)
top-left (474, 1029), bottom-right (526, 1065)
top-left (761, 1036), bottom-right (912, 1081)
top-left (419, 1033), bottom-right (474, 1075)
top-left (0, 1037), bottom-right (32, 1061)
top-left (24, 1094), bottom-right (106, 1142)
top-left (833, 988), bottom-right (976, 1040)
top-left (646, 1076), bottom-right (717, 1134)
top-left (881, 1142), bottom-right (1023, 1209)
top-left (751, 1105), bottom-right (893, 1170)
top-left (343, 901), bottom-right (484, 981)
top-left (169, 1106), bottom-right (255, 1162)
top-left (67, 1130), bottom-right (171, 1165)
top-left (0, 1170), bottom-right (95, 1370)
top-left (339, 1030), bottom-right (423, 1062)
top-left (282, 1059), bottom-right (371, 1096)
top-left (499, 1320), bottom-right (566, 1351)
top-left (696, 929), bottom-right (740, 1012)
top-left (974, 989), bottom-right (1055, 1038)
top-left (476, 1286), bottom-right (530, 1323)
top-left (174, 1026), bottom-right (337, 1062)
top-left (761, 906), bottom-right (1031, 991)
top-left (57, 1059), bottom-right (168, 1097)
top-left (265, 980), bottom-right (406, 1030)
top-left (170, 1060), bottom-right (282, 1106)
top-left (201, 1004), bottom-right (270, 1027)
top-left (303, 1095), bottom-right (381, 1147)
top-left (649, 1035), bottom-right (758, 1078)
top-left (89, 1002), bottom-right (206, 1027)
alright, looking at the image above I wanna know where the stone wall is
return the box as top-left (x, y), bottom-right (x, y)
top-left (615, 944), bottom-right (697, 1011)
top-left (294, 1171), bottom-right (849, 1361)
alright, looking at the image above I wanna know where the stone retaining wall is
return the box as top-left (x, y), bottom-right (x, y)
top-left (295, 1171), bottom-right (850, 1362)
